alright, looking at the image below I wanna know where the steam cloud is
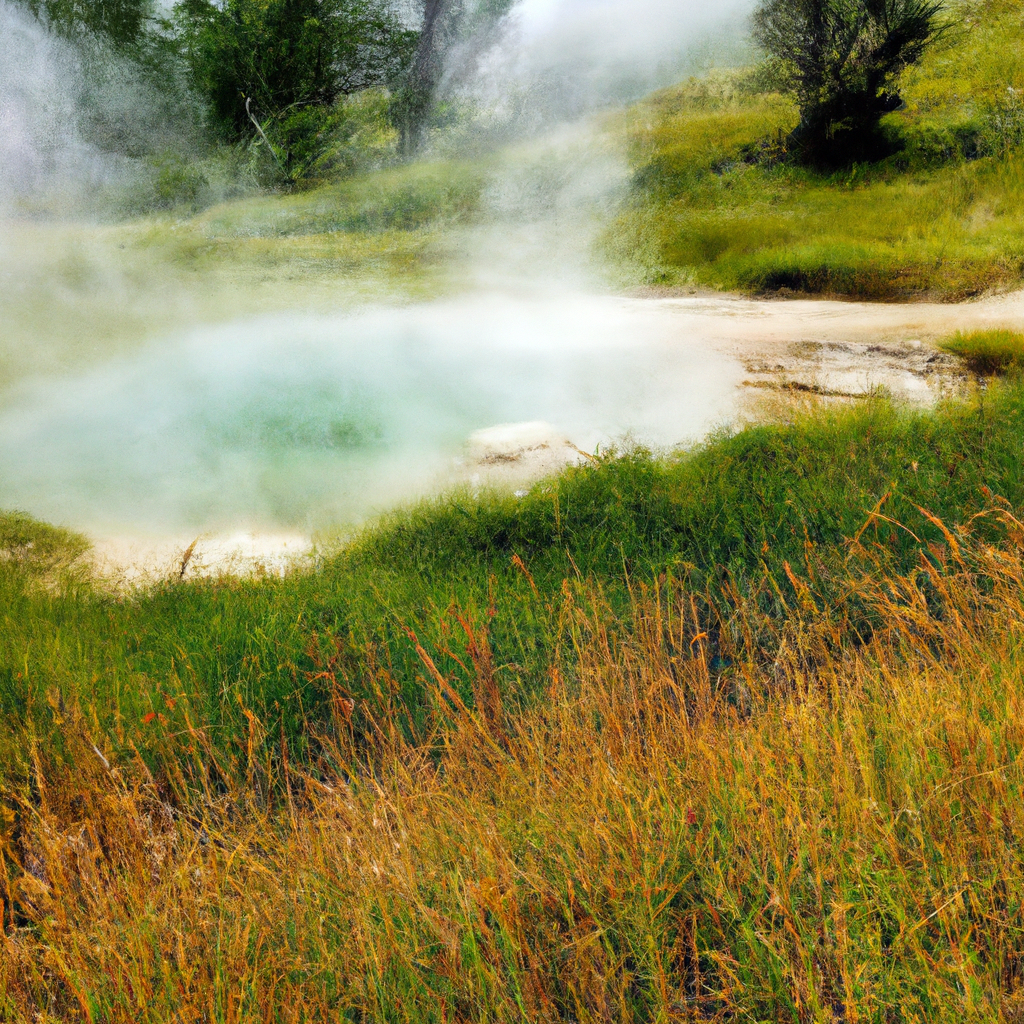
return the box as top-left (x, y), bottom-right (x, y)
top-left (449, 0), bottom-right (755, 131)
top-left (0, 1), bottom-right (122, 213)
top-left (0, 0), bottom-right (201, 216)
top-left (0, 296), bottom-right (741, 533)
top-left (0, 0), bottom-right (753, 539)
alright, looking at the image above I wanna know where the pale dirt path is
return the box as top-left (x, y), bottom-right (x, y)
top-left (88, 290), bottom-right (1024, 583)
top-left (650, 290), bottom-right (1024, 346)
top-left (649, 290), bottom-right (1024, 401)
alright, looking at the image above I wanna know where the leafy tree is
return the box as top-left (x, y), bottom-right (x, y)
top-left (752, 0), bottom-right (946, 165)
top-left (14, 0), bottom-right (153, 47)
top-left (175, 0), bottom-right (416, 175)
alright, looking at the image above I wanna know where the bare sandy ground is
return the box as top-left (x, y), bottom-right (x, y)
top-left (86, 289), bottom-right (1024, 583)
top-left (89, 531), bottom-right (315, 587)
top-left (652, 289), bottom-right (1024, 345)
top-left (652, 290), bottom-right (1024, 402)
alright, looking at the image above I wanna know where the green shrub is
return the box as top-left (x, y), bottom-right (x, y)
top-left (15, 0), bottom-right (152, 49)
top-left (751, 0), bottom-right (946, 165)
top-left (265, 89), bottom-right (400, 184)
top-left (150, 153), bottom-right (213, 209)
top-left (610, 0), bottom-right (1024, 298)
top-left (174, 0), bottom-right (414, 182)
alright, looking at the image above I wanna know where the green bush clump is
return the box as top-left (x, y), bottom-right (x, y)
top-left (149, 153), bottom-right (214, 210)
top-left (751, 0), bottom-right (946, 166)
top-left (174, 0), bottom-right (414, 146)
top-left (939, 328), bottom-right (1024, 375)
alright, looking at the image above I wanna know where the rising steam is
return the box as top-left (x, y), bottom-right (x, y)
top-left (0, 0), bottom-right (752, 543)
top-left (444, 0), bottom-right (754, 134)
top-left (0, 296), bottom-right (741, 533)
top-left (0, 0), bottom-right (203, 216)
top-left (0, 1), bottom-right (123, 213)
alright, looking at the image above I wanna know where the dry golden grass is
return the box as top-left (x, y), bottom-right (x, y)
top-left (3, 507), bottom-right (1024, 1022)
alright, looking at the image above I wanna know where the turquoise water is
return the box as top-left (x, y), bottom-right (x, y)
top-left (0, 293), bottom-right (741, 532)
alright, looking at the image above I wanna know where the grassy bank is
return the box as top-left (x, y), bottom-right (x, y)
top-left (0, 156), bottom-right (487, 388)
top-left (9, 2), bottom-right (1024, 1007)
top-left (2, 382), bottom-right (1024, 1015)
top-left (3, 377), bottom-right (1023, 772)
top-left (4, 379), bottom-right (1024, 1018)
top-left (13, 0), bottom-right (1024, 391)
top-left (610, 0), bottom-right (1024, 299)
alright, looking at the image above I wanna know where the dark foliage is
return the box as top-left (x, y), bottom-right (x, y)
top-left (15, 0), bottom-right (153, 46)
top-left (752, 0), bottom-right (946, 165)
top-left (175, 0), bottom-right (416, 168)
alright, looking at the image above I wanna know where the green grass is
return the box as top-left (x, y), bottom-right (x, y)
top-left (7, 515), bottom-right (1024, 1022)
top-left (940, 328), bottom-right (1024, 373)
top-left (10, 9), bottom-right (1024, 1012)
top-left (6, 383), bottom-right (1024, 1020)
top-left (3, 378), bottom-right (1023, 782)
top-left (0, 158), bottom-right (487, 389)
top-left (196, 158), bottom-right (488, 238)
top-left (0, 512), bottom-right (88, 574)
top-left (608, 0), bottom-right (1024, 298)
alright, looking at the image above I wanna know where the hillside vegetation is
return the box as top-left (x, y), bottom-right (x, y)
top-left (14, 0), bottom-right (1024, 389)
top-left (5, 372), bottom-right (1024, 1018)
top-left (610, 0), bottom-right (1024, 298)
top-left (0, 154), bottom-right (490, 387)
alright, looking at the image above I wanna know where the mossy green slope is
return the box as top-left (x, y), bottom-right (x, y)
top-left (0, 156), bottom-right (489, 388)
top-left (610, 0), bottom-right (1024, 298)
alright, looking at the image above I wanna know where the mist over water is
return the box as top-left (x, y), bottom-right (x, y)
top-left (0, 0), bottom-right (752, 541)
top-left (0, 296), bottom-right (740, 533)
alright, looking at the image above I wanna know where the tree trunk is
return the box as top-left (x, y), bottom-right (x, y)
top-left (401, 0), bottom-right (457, 152)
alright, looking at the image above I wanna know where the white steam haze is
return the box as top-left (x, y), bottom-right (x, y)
top-left (0, 2), bottom-right (126, 213)
top-left (0, 0), bottom-right (202, 215)
top-left (0, 298), bottom-right (741, 532)
top-left (447, 0), bottom-right (754, 131)
top-left (0, 0), bottom-right (752, 542)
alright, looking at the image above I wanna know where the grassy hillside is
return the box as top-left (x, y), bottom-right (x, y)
top-left (610, 0), bottom-right (1024, 299)
top-left (13, 0), bottom-right (1024, 392)
top-left (0, 156), bottom-right (487, 388)
top-left (5, 376), bottom-right (1024, 1018)
top-left (2, 378), bottom-right (1021, 772)
top-left (8, 2), bottom-right (1024, 1016)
